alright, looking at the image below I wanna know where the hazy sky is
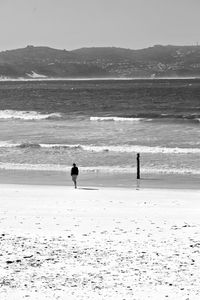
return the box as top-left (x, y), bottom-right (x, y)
top-left (0, 0), bottom-right (199, 51)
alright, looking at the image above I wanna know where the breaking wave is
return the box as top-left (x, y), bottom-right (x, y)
top-left (81, 145), bottom-right (200, 154)
top-left (90, 115), bottom-right (200, 123)
top-left (0, 111), bottom-right (199, 123)
top-left (0, 110), bottom-right (62, 120)
top-left (90, 116), bottom-right (143, 122)
top-left (0, 141), bottom-right (200, 154)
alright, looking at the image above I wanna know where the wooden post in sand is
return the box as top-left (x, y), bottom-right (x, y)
top-left (137, 153), bottom-right (140, 179)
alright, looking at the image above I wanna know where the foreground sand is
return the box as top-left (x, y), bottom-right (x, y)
top-left (0, 184), bottom-right (200, 300)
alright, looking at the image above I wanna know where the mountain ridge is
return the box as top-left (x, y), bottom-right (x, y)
top-left (0, 44), bottom-right (200, 79)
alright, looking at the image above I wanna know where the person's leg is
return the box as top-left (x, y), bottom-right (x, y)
top-left (72, 176), bottom-right (75, 188)
top-left (74, 176), bottom-right (77, 188)
top-left (72, 175), bottom-right (77, 188)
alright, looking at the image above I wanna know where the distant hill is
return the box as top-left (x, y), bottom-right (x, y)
top-left (0, 45), bottom-right (200, 79)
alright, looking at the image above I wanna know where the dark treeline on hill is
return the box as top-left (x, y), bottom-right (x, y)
top-left (0, 44), bottom-right (200, 78)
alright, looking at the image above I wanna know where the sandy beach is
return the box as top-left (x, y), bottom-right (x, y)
top-left (0, 169), bottom-right (200, 190)
top-left (0, 183), bottom-right (200, 299)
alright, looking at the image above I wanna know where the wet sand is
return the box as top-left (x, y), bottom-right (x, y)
top-left (0, 184), bottom-right (200, 299)
top-left (0, 169), bottom-right (199, 189)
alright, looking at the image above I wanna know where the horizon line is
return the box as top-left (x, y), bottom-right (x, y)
top-left (1, 43), bottom-right (200, 53)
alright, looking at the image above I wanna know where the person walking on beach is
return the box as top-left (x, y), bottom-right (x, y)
top-left (71, 163), bottom-right (79, 189)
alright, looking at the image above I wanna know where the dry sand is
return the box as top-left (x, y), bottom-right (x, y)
top-left (0, 184), bottom-right (200, 299)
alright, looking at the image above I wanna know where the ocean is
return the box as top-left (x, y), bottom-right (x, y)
top-left (0, 79), bottom-right (199, 175)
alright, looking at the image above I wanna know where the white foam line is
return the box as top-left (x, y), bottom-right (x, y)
top-left (40, 143), bottom-right (81, 149)
top-left (0, 163), bottom-right (200, 175)
top-left (82, 145), bottom-right (200, 154)
top-left (0, 76), bottom-right (199, 81)
top-left (0, 110), bottom-right (61, 120)
top-left (90, 116), bottom-right (142, 122)
top-left (0, 141), bottom-right (200, 154)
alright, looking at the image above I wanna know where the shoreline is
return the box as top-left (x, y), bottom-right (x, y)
top-left (0, 77), bottom-right (200, 82)
top-left (0, 169), bottom-right (199, 190)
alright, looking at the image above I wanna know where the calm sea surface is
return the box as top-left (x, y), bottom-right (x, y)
top-left (0, 79), bottom-right (199, 174)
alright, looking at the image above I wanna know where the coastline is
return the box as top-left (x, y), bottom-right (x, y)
top-left (0, 169), bottom-right (199, 190)
top-left (0, 77), bottom-right (200, 82)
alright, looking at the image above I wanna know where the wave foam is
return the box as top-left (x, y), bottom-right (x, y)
top-left (0, 110), bottom-right (61, 120)
top-left (90, 116), bottom-right (142, 122)
top-left (0, 141), bottom-right (200, 154)
top-left (90, 115), bottom-right (200, 123)
top-left (0, 163), bottom-right (199, 175)
top-left (0, 142), bottom-right (82, 149)
top-left (40, 143), bottom-right (82, 149)
top-left (81, 145), bottom-right (200, 154)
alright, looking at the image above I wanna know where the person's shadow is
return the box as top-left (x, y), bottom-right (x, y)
top-left (78, 187), bottom-right (99, 190)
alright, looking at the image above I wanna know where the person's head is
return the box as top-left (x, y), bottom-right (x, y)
top-left (73, 163), bottom-right (76, 167)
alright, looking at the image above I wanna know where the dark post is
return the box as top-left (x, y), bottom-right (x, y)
top-left (137, 153), bottom-right (140, 179)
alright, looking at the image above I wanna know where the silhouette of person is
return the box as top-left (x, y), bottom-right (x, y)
top-left (71, 163), bottom-right (79, 189)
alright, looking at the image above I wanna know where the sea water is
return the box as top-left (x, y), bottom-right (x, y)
top-left (0, 79), bottom-right (199, 174)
